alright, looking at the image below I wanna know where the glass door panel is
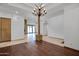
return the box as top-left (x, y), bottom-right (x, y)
top-left (27, 25), bottom-right (35, 34)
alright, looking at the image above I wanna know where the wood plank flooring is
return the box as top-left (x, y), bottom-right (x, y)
top-left (0, 41), bottom-right (79, 56)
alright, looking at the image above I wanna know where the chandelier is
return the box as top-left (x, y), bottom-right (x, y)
top-left (32, 3), bottom-right (47, 16)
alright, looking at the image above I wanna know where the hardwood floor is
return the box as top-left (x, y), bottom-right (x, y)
top-left (0, 40), bottom-right (79, 56)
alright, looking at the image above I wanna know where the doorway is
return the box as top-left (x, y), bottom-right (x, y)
top-left (24, 19), bottom-right (36, 41)
top-left (27, 25), bottom-right (36, 41)
top-left (27, 25), bottom-right (35, 34)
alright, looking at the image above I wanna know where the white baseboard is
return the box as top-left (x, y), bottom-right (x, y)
top-left (48, 33), bottom-right (64, 39)
top-left (64, 45), bottom-right (79, 51)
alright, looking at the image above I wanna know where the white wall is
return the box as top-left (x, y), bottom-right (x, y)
top-left (64, 4), bottom-right (79, 50)
top-left (11, 15), bottom-right (24, 40)
top-left (0, 12), bottom-right (12, 18)
top-left (43, 15), bottom-right (64, 39)
top-left (27, 16), bottom-right (36, 25)
top-left (0, 12), bottom-right (24, 40)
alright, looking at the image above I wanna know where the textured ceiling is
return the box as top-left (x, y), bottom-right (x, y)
top-left (0, 3), bottom-right (72, 19)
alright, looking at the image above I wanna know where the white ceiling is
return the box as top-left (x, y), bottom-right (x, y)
top-left (0, 3), bottom-right (72, 19)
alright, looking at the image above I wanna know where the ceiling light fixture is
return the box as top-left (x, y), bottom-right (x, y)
top-left (32, 3), bottom-right (47, 16)
top-left (15, 11), bottom-right (18, 14)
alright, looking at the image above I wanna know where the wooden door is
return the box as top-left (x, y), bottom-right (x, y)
top-left (0, 18), bottom-right (2, 42)
top-left (1, 17), bottom-right (11, 42)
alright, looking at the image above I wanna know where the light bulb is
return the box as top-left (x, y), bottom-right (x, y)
top-left (33, 8), bottom-right (36, 11)
top-left (41, 4), bottom-right (45, 8)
